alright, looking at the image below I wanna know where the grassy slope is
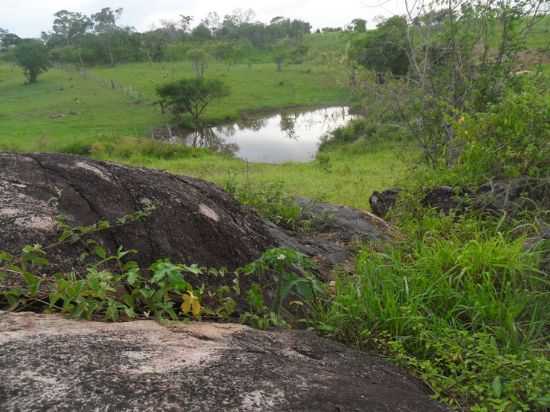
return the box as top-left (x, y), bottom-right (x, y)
top-left (0, 61), bottom-right (349, 150)
top-left (0, 53), bottom-right (411, 210)
top-left (94, 140), bottom-right (415, 210)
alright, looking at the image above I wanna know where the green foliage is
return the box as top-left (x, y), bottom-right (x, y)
top-left (224, 179), bottom-right (303, 230)
top-left (315, 211), bottom-right (549, 410)
top-left (186, 48), bottom-right (209, 78)
top-left (349, 16), bottom-right (409, 76)
top-left (389, 329), bottom-right (550, 411)
top-left (157, 78), bottom-right (230, 127)
top-left (14, 40), bottom-right (50, 83)
top-left (455, 85), bottom-right (550, 183)
top-left (240, 248), bottom-right (325, 329)
top-left (1, 211), bottom-right (321, 327)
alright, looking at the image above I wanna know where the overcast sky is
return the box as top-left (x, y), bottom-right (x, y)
top-left (0, 0), bottom-right (405, 38)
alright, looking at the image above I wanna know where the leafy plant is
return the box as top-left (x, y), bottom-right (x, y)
top-left (240, 248), bottom-right (325, 328)
top-left (14, 39), bottom-right (50, 83)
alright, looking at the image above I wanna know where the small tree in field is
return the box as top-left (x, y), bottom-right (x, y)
top-left (14, 40), bottom-right (50, 84)
top-left (157, 78), bottom-right (230, 128)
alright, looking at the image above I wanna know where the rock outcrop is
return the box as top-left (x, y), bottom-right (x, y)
top-left (369, 188), bottom-right (401, 218)
top-left (0, 311), bottom-right (448, 412)
top-left (0, 153), bottom-right (393, 275)
top-left (369, 178), bottom-right (550, 218)
top-left (0, 152), bottom-right (274, 271)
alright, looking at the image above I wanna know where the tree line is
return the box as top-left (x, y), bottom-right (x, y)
top-left (0, 7), bottom-right (313, 69)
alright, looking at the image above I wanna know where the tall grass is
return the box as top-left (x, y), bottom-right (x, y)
top-left (315, 212), bottom-right (550, 410)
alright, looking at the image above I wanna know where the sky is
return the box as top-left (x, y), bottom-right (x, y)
top-left (0, 0), bottom-right (405, 38)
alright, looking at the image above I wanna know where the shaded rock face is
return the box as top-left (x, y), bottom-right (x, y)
top-left (369, 178), bottom-right (550, 218)
top-left (0, 153), bottom-right (393, 274)
top-left (370, 189), bottom-right (401, 218)
top-left (0, 153), bottom-right (276, 271)
top-left (422, 186), bottom-right (468, 214)
top-left (0, 312), bottom-right (448, 412)
top-left (292, 197), bottom-right (397, 269)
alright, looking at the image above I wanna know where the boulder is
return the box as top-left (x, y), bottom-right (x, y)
top-left (0, 152), bottom-right (274, 272)
top-left (369, 178), bottom-right (550, 218)
top-left (369, 188), bottom-right (401, 218)
top-left (0, 153), bottom-right (393, 276)
top-left (0, 311), bottom-right (448, 412)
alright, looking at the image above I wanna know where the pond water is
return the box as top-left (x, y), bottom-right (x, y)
top-left (177, 106), bottom-right (357, 164)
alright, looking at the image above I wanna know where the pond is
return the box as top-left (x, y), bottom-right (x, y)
top-left (169, 106), bottom-right (357, 164)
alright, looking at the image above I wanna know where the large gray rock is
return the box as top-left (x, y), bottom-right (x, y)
top-left (0, 312), bottom-right (447, 412)
top-left (369, 178), bottom-right (550, 218)
top-left (0, 153), bottom-right (393, 276)
top-left (0, 152), bottom-right (274, 272)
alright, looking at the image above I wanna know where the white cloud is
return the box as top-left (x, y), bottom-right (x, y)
top-left (0, 0), bottom-right (404, 38)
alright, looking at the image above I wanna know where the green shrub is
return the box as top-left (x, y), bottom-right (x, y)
top-left (1, 214), bottom-right (320, 325)
top-left (454, 86), bottom-right (550, 184)
top-left (389, 328), bottom-right (550, 411)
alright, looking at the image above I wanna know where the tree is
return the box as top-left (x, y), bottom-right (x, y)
top-left (47, 10), bottom-right (93, 65)
top-left (350, 19), bottom-right (367, 32)
top-left (0, 29), bottom-right (21, 51)
top-left (51, 10), bottom-right (93, 46)
top-left (350, 0), bottom-right (550, 168)
top-left (191, 24), bottom-right (212, 40)
top-left (212, 42), bottom-right (245, 70)
top-left (350, 16), bottom-right (409, 77)
top-left (157, 78), bottom-right (230, 128)
top-left (141, 30), bottom-right (168, 63)
top-left (14, 40), bottom-right (50, 83)
top-left (273, 39), bottom-right (291, 71)
top-left (91, 7), bottom-right (123, 66)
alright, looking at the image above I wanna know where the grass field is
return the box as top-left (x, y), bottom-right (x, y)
top-left (0, 61), bottom-right (349, 150)
top-left (0, 58), bottom-right (412, 210)
top-left (91, 138), bottom-right (415, 210)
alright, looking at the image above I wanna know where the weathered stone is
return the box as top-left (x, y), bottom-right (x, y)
top-left (0, 153), bottom-right (394, 276)
top-left (422, 186), bottom-right (466, 213)
top-left (0, 312), bottom-right (448, 412)
top-left (475, 177), bottom-right (550, 214)
top-left (370, 178), bottom-right (550, 217)
top-left (369, 188), bottom-right (401, 218)
top-left (0, 152), bottom-right (275, 272)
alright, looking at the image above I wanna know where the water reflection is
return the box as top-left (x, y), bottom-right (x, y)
top-left (186, 127), bottom-right (239, 155)
top-left (175, 106), bottom-right (355, 164)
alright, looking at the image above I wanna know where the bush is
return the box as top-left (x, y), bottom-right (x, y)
top-left (14, 40), bottom-right (50, 83)
top-left (321, 117), bottom-right (407, 151)
top-left (455, 86), bottom-right (550, 183)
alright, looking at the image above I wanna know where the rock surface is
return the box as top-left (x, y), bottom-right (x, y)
top-left (0, 152), bottom-right (274, 271)
top-left (369, 189), bottom-right (401, 218)
top-left (369, 178), bottom-right (550, 218)
top-left (0, 153), bottom-right (393, 274)
top-left (0, 311), bottom-right (447, 412)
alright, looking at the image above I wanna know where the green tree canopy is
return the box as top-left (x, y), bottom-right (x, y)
top-left (14, 40), bottom-right (50, 83)
top-left (350, 16), bottom-right (409, 76)
top-left (157, 78), bottom-right (230, 127)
